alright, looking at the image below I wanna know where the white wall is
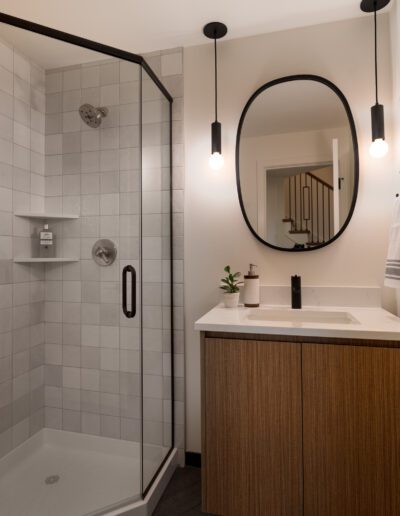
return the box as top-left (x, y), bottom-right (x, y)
top-left (391, 1), bottom-right (400, 184)
top-left (184, 15), bottom-right (395, 452)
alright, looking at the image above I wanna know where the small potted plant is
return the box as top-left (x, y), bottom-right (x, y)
top-left (220, 265), bottom-right (243, 308)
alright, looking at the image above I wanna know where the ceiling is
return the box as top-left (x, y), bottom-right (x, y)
top-left (0, 0), bottom-right (392, 59)
top-left (0, 24), bottom-right (109, 69)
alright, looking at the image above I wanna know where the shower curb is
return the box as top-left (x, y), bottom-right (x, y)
top-left (103, 449), bottom-right (179, 516)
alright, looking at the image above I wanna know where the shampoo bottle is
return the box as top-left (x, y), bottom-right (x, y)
top-left (243, 264), bottom-right (260, 307)
top-left (39, 223), bottom-right (55, 258)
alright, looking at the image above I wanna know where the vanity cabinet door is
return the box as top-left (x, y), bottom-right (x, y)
top-left (201, 337), bottom-right (303, 516)
top-left (302, 343), bottom-right (400, 516)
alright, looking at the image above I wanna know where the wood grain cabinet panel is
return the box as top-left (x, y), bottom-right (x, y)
top-left (201, 337), bottom-right (303, 516)
top-left (303, 343), bottom-right (400, 516)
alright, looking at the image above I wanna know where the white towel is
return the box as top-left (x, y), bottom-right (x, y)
top-left (385, 197), bottom-right (400, 287)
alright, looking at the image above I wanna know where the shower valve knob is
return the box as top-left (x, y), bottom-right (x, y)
top-left (92, 239), bottom-right (117, 266)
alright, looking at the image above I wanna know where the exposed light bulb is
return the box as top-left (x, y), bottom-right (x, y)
top-left (209, 152), bottom-right (224, 170)
top-left (369, 138), bottom-right (388, 159)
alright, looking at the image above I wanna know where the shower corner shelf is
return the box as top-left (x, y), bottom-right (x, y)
top-left (13, 213), bottom-right (80, 263)
top-left (14, 211), bottom-right (79, 220)
top-left (14, 257), bottom-right (79, 263)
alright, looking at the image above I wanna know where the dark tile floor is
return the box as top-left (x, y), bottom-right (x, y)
top-left (153, 467), bottom-right (213, 516)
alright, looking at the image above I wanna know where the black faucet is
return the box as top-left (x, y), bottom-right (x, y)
top-left (291, 275), bottom-right (302, 309)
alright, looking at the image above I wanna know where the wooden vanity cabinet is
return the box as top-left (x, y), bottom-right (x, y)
top-left (201, 333), bottom-right (400, 516)
top-left (201, 337), bottom-right (303, 516)
top-left (303, 343), bottom-right (400, 516)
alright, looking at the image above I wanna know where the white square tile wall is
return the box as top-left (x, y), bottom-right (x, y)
top-left (40, 48), bottom-right (185, 460)
top-left (0, 38), bottom-right (46, 459)
top-left (0, 38), bottom-right (184, 462)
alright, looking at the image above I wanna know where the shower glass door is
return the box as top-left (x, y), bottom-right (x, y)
top-left (0, 13), bottom-right (174, 515)
top-left (141, 68), bottom-right (173, 494)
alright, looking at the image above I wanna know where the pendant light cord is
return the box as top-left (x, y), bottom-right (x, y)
top-left (374, 3), bottom-right (378, 104)
top-left (214, 36), bottom-right (218, 121)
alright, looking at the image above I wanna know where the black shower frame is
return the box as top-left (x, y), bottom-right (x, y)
top-left (0, 11), bottom-right (175, 502)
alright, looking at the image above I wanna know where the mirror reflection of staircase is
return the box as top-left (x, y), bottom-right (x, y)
top-left (283, 170), bottom-right (333, 248)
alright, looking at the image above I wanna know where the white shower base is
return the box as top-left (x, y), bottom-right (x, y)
top-left (0, 429), bottom-right (174, 516)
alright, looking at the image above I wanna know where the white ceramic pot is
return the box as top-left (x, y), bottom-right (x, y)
top-left (223, 292), bottom-right (240, 308)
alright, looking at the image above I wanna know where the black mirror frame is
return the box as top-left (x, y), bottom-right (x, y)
top-left (235, 74), bottom-right (359, 252)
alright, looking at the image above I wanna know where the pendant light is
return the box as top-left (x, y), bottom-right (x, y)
top-left (361, 0), bottom-right (390, 158)
top-left (203, 22), bottom-right (228, 170)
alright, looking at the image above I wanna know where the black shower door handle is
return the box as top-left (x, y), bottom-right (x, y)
top-left (122, 265), bottom-right (136, 318)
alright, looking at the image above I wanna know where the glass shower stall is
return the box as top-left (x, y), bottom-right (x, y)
top-left (0, 12), bottom-right (175, 516)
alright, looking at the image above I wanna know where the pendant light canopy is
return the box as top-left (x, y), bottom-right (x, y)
top-left (203, 22), bottom-right (228, 170)
top-left (360, 0), bottom-right (390, 158)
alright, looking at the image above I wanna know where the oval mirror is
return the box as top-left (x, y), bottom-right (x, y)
top-left (236, 75), bottom-right (359, 251)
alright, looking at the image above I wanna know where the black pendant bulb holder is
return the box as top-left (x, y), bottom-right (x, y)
top-left (211, 120), bottom-right (221, 154)
top-left (360, 0), bottom-right (390, 157)
top-left (371, 102), bottom-right (385, 140)
top-left (203, 22), bottom-right (228, 167)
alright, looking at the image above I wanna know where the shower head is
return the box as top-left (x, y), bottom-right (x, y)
top-left (79, 103), bottom-right (108, 128)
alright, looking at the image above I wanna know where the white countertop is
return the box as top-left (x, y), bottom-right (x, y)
top-left (195, 304), bottom-right (400, 341)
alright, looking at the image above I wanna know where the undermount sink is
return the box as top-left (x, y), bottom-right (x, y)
top-left (247, 308), bottom-right (360, 325)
